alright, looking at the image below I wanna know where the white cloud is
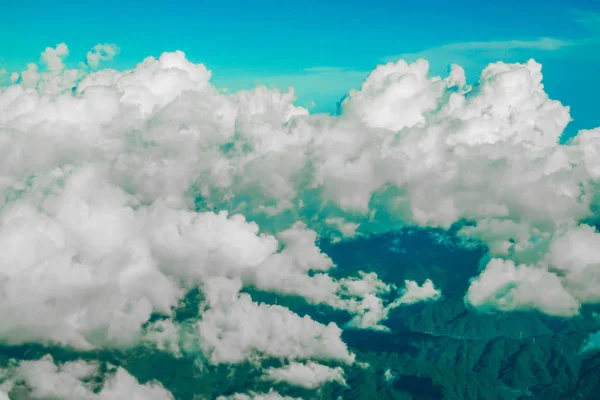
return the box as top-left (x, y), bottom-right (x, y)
top-left (383, 369), bottom-right (396, 383)
top-left (466, 258), bottom-right (580, 317)
top-left (581, 330), bottom-right (600, 353)
top-left (211, 67), bottom-right (368, 112)
top-left (86, 43), bottom-right (120, 69)
top-left (0, 355), bottom-right (174, 400)
top-left (0, 168), bottom-right (183, 349)
top-left (302, 66), bottom-right (347, 73)
top-left (142, 319), bottom-right (183, 356)
top-left (340, 58), bottom-right (449, 133)
top-left (194, 277), bottom-right (355, 364)
top-left (0, 179), bottom-right (207, 349)
top-left (217, 389), bottom-right (300, 400)
top-left (347, 278), bottom-right (441, 330)
top-left (40, 43), bottom-right (69, 72)
top-left (262, 361), bottom-right (346, 389)
top-left (384, 37), bottom-right (573, 64)
top-left (1, 43), bottom-right (600, 377)
top-left (467, 223), bottom-right (600, 316)
top-left (395, 279), bottom-right (442, 305)
top-left (0, 165), bottom-right (379, 361)
top-left (20, 63), bottom-right (39, 87)
top-left (546, 224), bottom-right (600, 304)
top-left (571, 10), bottom-right (600, 34)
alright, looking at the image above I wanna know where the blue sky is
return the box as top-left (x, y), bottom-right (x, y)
top-left (1, 0), bottom-right (599, 135)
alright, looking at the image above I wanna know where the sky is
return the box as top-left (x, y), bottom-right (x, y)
top-left (3, 2), bottom-right (600, 398)
top-left (1, 0), bottom-right (600, 135)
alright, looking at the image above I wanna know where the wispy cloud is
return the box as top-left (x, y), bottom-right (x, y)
top-left (384, 8), bottom-right (600, 67)
top-left (302, 66), bottom-right (347, 73)
top-left (382, 37), bottom-right (574, 63)
top-left (570, 9), bottom-right (600, 33)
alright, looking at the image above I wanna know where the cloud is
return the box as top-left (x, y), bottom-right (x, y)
top-left (1, 42), bottom-right (600, 388)
top-left (211, 67), bottom-right (368, 111)
top-left (347, 278), bottom-right (442, 330)
top-left (217, 389), bottom-right (300, 400)
top-left (86, 43), bottom-right (120, 69)
top-left (0, 165), bottom-right (379, 359)
top-left (467, 223), bottom-right (600, 316)
top-left (194, 276), bottom-right (355, 364)
top-left (384, 369), bottom-right (396, 383)
top-left (40, 43), bottom-right (69, 72)
top-left (384, 37), bottom-right (573, 63)
top-left (0, 355), bottom-right (174, 399)
top-left (0, 168), bottom-right (184, 349)
top-left (546, 224), bottom-right (600, 304)
top-left (381, 37), bottom-right (576, 80)
top-left (466, 258), bottom-right (580, 317)
top-left (581, 330), bottom-right (600, 353)
top-left (262, 361), bottom-right (346, 389)
top-left (570, 10), bottom-right (600, 34)
top-left (302, 66), bottom-right (347, 73)
top-left (395, 279), bottom-right (442, 305)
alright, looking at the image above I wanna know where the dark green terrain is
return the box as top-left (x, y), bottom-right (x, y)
top-left (2, 229), bottom-right (599, 399)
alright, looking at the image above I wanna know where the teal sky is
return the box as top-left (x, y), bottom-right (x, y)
top-left (1, 0), bottom-right (599, 135)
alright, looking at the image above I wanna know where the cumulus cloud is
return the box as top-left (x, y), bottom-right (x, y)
top-left (347, 278), bottom-right (441, 330)
top-left (395, 279), bottom-right (442, 305)
top-left (262, 361), bottom-right (346, 389)
top-left (0, 167), bottom-right (183, 349)
top-left (0, 355), bottom-right (174, 399)
top-left (86, 43), bottom-right (120, 69)
top-left (384, 369), bottom-right (396, 383)
top-left (466, 258), bottom-right (580, 317)
top-left (0, 165), bottom-right (376, 361)
top-left (467, 223), bottom-right (600, 316)
top-left (217, 389), bottom-right (300, 400)
top-left (1, 42), bottom-right (600, 388)
top-left (195, 277), bottom-right (355, 364)
top-left (40, 42), bottom-right (69, 72)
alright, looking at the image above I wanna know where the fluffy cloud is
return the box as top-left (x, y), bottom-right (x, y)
top-left (347, 278), bottom-right (442, 330)
top-left (217, 389), bottom-right (300, 400)
top-left (262, 361), bottom-right (346, 389)
top-left (0, 167), bottom-right (183, 349)
top-left (195, 277), bottom-right (355, 364)
top-left (0, 165), bottom-right (377, 361)
top-left (0, 355), bottom-right (174, 399)
top-left (466, 258), bottom-right (580, 317)
top-left (467, 224), bottom-right (600, 316)
top-left (395, 279), bottom-right (442, 305)
top-left (41, 43), bottom-right (69, 72)
top-left (86, 43), bottom-right (120, 69)
top-left (383, 369), bottom-right (396, 383)
top-left (1, 42), bottom-right (600, 385)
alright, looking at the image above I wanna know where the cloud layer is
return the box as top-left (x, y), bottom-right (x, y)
top-left (0, 355), bottom-right (174, 400)
top-left (1, 41), bottom-right (600, 397)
